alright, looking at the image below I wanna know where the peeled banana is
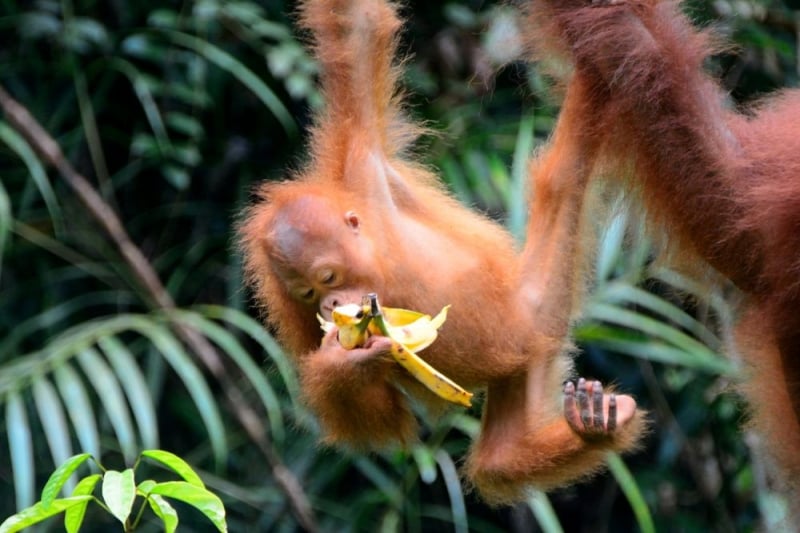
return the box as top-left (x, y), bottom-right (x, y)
top-left (317, 294), bottom-right (473, 407)
top-left (326, 303), bottom-right (372, 349)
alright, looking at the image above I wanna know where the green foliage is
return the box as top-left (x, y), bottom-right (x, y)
top-left (0, 0), bottom-right (796, 530)
top-left (0, 450), bottom-right (227, 532)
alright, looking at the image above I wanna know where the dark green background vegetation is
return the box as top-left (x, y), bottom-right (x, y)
top-left (0, 0), bottom-right (798, 530)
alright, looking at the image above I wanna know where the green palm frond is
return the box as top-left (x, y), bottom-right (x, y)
top-left (0, 308), bottom-right (298, 512)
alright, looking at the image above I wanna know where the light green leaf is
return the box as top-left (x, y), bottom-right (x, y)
top-left (148, 481), bottom-right (227, 532)
top-left (138, 479), bottom-right (156, 495)
top-left (72, 474), bottom-right (101, 496)
top-left (0, 497), bottom-right (92, 533)
top-left (147, 494), bottom-right (179, 533)
top-left (102, 469), bottom-right (136, 524)
top-left (40, 453), bottom-right (92, 508)
top-left (64, 474), bottom-right (101, 533)
top-left (141, 449), bottom-right (205, 487)
top-left (76, 348), bottom-right (137, 463)
top-left (6, 391), bottom-right (34, 510)
top-left (32, 377), bottom-right (74, 490)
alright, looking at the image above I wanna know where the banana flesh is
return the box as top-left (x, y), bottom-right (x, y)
top-left (327, 303), bottom-right (372, 349)
top-left (317, 295), bottom-right (473, 407)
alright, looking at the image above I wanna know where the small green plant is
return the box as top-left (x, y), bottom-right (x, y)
top-left (0, 449), bottom-right (227, 533)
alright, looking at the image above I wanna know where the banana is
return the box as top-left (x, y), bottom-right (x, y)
top-left (369, 298), bottom-right (473, 408)
top-left (385, 342), bottom-right (473, 407)
top-left (317, 303), bottom-right (371, 349)
top-left (374, 305), bottom-right (450, 352)
top-left (318, 294), bottom-right (473, 407)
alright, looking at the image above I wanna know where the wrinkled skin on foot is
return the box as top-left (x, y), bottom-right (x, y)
top-left (564, 378), bottom-right (638, 439)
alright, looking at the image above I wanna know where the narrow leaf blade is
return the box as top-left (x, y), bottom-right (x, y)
top-left (148, 481), bottom-right (227, 532)
top-left (163, 30), bottom-right (295, 135)
top-left (435, 450), bottom-right (468, 533)
top-left (52, 364), bottom-right (101, 459)
top-left (141, 449), bottom-right (204, 487)
top-left (64, 474), bottom-right (102, 533)
top-left (32, 377), bottom-right (74, 493)
top-left (40, 453), bottom-right (92, 508)
top-left (193, 305), bottom-right (300, 404)
top-left (173, 311), bottom-right (284, 442)
top-left (607, 452), bottom-right (655, 533)
top-left (136, 323), bottom-right (227, 468)
top-left (98, 336), bottom-right (159, 448)
top-left (6, 391), bottom-right (34, 510)
top-left (147, 494), bottom-right (179, 533)
top-left (0, 497), bottom-right (92, 533)
top-left (77, 348), bottom-right (137, 462)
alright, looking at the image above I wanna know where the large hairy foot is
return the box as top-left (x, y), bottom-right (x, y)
top-left (564, 378), bottom-right (637, 439)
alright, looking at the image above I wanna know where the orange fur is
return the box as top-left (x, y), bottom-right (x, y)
top-left (239, 0), bottom-right (645, 503)
top-left (527, 0), bottom-right (800, 502)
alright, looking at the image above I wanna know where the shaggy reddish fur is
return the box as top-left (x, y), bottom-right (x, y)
top-left (527, 0), bottom-right (800, 500)
top-left (239, 0), bottom-right (646, 504)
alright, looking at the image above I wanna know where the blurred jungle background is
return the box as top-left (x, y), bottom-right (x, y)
top-left (0, 0), bottom-right (798, 531)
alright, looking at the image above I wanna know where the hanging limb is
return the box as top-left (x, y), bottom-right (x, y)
top-left (0, 85), bottom-right (318, 533)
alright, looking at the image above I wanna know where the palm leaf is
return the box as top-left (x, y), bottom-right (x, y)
top-left (6, 391), bottom-right (35, 510)
top-left (31, 377), bottom-right (74, 492)
top-left (97, 337), bottom-right (159, 449)
top-left (76, 348), bottom-right (137, 463)
top-left (52, 365), bottom-right (101, 460)
top-left (172, 310), bottom-right (285, 443)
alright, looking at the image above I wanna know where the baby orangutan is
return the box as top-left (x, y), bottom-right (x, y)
top-left (239, 0), bottom-right (644, 503)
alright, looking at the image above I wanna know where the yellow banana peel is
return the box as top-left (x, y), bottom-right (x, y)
top-left (375, 305), bottom-right (449, 352)
top-left (317, 295), bottom-right (473, 407)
